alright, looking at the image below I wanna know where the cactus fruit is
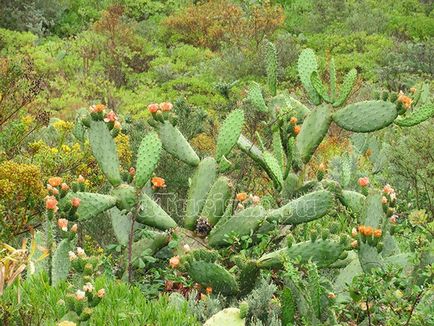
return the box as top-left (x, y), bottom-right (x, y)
top-left (88, 121), bottom-right (122, 186)
top-left (155, 121), bottom-right (200, 166)
top-left (135, 132), bottom-right (162, 188)
top-left (333, 68), bottom-right (357, 107)
top-left (61, 192), bottom-right (117, 221)
top-left (267, 190), bottom-right (333, 225)
top-left (394, 103), bottom-right (434, 127)
top-left (52, 239), bottom-right (72, 285)
top-left (216, 109), bottom-right (245, 161)
top-left (186, 261), bottom-right (239, 295)
top-left (332, 100), bottom-right (398, 132)
top-left (296, 105), bottom-right (332, 163)
top-left (201, 176), bottom-right (232, 226)
top-left (248, 82), bottom-right (268, 112)
top-left (184, 157), bottom-right (217, 230)
top-left (298, 48), bottom-right (321, 105)
top-left (136, 193), bottom-right (177, 230)
top-left (204, 308), bottom-right (245, 326)
top-left (265, 40), bottom-right (278, 96)
top-left (208, 205), bottom-right (266, 248)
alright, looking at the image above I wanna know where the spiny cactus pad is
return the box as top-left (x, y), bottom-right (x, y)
top-left (394, 103), bottom-right (434, 127)
top-left (267, 190), bottom-right (334, 225)
top-left (135, 132), bottom-right (162, 188)
top-left (265, 40), bottom-right (278, 96)
top-left (296, 104), bottom-right (332, 163)
top-left (272, 131), bottom-right (285, 172)
top-left (258, 238), bottom-right (348, 269)
top-left (204, 308), bottom-right (244, 326)
top-left (286, 95), bottom-right (311, 119)
top-left (329, 58), bottom-right (337, 101)
top-left (62, 192), bottom-right (117, 220)
top-left (208, 205), bottom-right (266, 248)
top-left (52, 239), bottom-right (72, 286)
top-left (156, 121), bottom-right (200, 166)
top-left (111, 184), bottom-right (137, 211)
top-left (332, 100), bottom-right (397, 132)
top-left (298, 48), bottom-right (320, 105)
top-left (248, 82), bottom-right (268, 112)
top-left (216, 109), bottom-right (245, 161)
top-left (201, 176), bottom-right (232, 226)
top-left (107, 207), bottom-right (131, 246)
top-left (131, 231), bottom-right (170, 258)
top-left (184, 157), bottom-right (217, 229)
top-left (263, 150), bottom-right (284, 189)
top-left (333, 68), bottom-right (357, 107)
top-left (186, 261), bottom-right (238, 295)
top-left (340, 190), bottom-right (365, 219)
top-left (88, 121), bottom-right (122, 186)
top-left (136, 193), bottom-right (177, 230)
top-left (311, 71), bottom-right (331, 103)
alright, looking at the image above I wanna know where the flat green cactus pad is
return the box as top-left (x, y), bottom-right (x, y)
top-left (248, 82), bottom-right (268, 113)
top-left (61, 192), bottom-right (117, 221)
top-left (52, 239), bottom-right (71, 286)
top-left (267, 190), bottom-right (333, 225)
top-left (107, 207), bottom-right (131, 245)
top-left (156, 121), bottom-right (200, 166)
top-left (184, 157), bottom-right (217, 230)
top-left (333, 68), bottom-right (357, 107)
top-left (135, 132), bottom-right (162, 188)
top-left (88, 121), bottom-right (122, 186)
top-left (298, 48), bottom-right (320, 105)
top-left (208, 205), bottom-right (266, 248)
top-left (296, 104), bottom-right (332, 163)
top-left (394, 103), bottom-right (434, 127)
top-left (186, 261), bottom-right (238, 295)
top-left (137, 193), bottom-right (177, 230)
top-left (216, 109), bottom-right (245, 161)
top-left (201, 176), bottom-right (232, 226)
top-left (340, 190), bottom-right (365, 219)
top-left (333, 100), bottom-right (397, 132)
top-left (131, 231), bottom-right (170, 258)
top-left (204, 308), bottom-right (244, 326)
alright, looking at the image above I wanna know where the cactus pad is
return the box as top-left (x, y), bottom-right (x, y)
top-left (111, 184), bottom-right (137, 211)
top-left (88, 121), bottom-right (122, 186)
top-left (265, 40), bottom-right (278, 96)
top-left (204, 308), bottom-right (244, 326)
top-left (186, 261), bottom-right (239, 295)
top-left (216, 109), bottom-right (245, 161)
top-left (131, 231), bottom-right (170, 258)
top-left (298, 48), bottom-right (320, 104)
top-left (184, 157), bottom-right (217, 229)
top-left (296, 105), bottom-right (332, 163)
top-left (137, 193), bottom-right (177, 230)
top-left (333, 68), bottom-right (357, 107)
top-left (394, 103), bottom-right (434, 127)
top-left (107, 207), bottom-right (131, 246)
top-left (310, 71), bottom-right (331, 103)
top-left (208, 205), bottom-right (266, 248)
top-left (135, 132), bottom-right (162, 188)
top-left (52, 239), bottom-right (71, 285)
top-left (263, 150), bottom-right (284, 189)
top-left (156, 121), bottom-right (200, 166)
top-left (267, 190), bottom-right (333, 225)
top-left (248, 82), bottom-right (268, 113)
top-left (201, 176), bottom-right (232, 226)
top-left (332, 100), bottom-right (398, 132)
top-left (61, 192), bottom-right (117, 220)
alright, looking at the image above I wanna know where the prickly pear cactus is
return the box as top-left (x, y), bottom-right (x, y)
top-left (204, 308), bottom-right (245, 326)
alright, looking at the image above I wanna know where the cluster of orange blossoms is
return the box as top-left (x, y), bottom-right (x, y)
top-left (289, 116), bottom-right (301, 135)
top-left (357, 177), bottom-right (369, 187)
top-left (148, 102), bottom-right (173, 114)
top-left (357, 225), bottom-right (382, 238)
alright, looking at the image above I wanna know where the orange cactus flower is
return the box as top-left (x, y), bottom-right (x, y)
top-left (148, 103), bottom-right (159, 113)
top-left (364, 226), bottom-right (373, 237)
top-left (113, 121), bottom-right (121, 129)
top-left (397, 91), bottom-right (413, 109)
top-left (389, 215), bottom-right (397, 224)
top-left (71, 197), bottom-right (81, 207)
top-left (57, 218), bottom-right (68, 232)
top-left (373, 229), bottom-right (382, 238)
top-left (51, 187), bottom-right (59, 196)
top-left (48, 177), bottom-right (62, 187)
top-left (327, 292), bottom-right (336, 299)
top-left (90, 104), bottom-right (106, 113)
top-left (169, 255), bottom-right (180, 268)
top-left (236, 192), bottom-right (248, 202)
top-left (104, 110), bottom-right (118, 123)
top-left (290, 116), bottom-right (298, 125)
top-left (151, 177), bottom-right (166, 190)
top-left (206, 287), bottom-right (213, 294)
top-left (160, 102), bottom-right (173, 112)
top-left (97, 288), bottom-right (106, 298)
top-left (358, 225), bottom-right (366, 234)
top-left (383, 184), bottom-right (394, 194)
top-left (351, 240), bottom-right (358, 249)
top-left (77, 175), bottom-right (85, 183)
top-left (75, 290), bottom-right (86, 301)
top-left (381, 196), bottom-right (388, 204)
top-left (358, 177), bottom-right (369, 187)
top-left (46, 196), bottom-right (58, 211)
top-left (129, 167), bottom-right (136, 176)
top-left (61, 183), bottom-right (69, 191)
top-left (293, 125), bottom-right (301, 135)
top-left (351, 228), bottom-right (358, 238)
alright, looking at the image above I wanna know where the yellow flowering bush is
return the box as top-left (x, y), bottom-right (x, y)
top-left (115, 133), bottom-right (132, 168)
top-left (0, 161), bottom-right (46, 241)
